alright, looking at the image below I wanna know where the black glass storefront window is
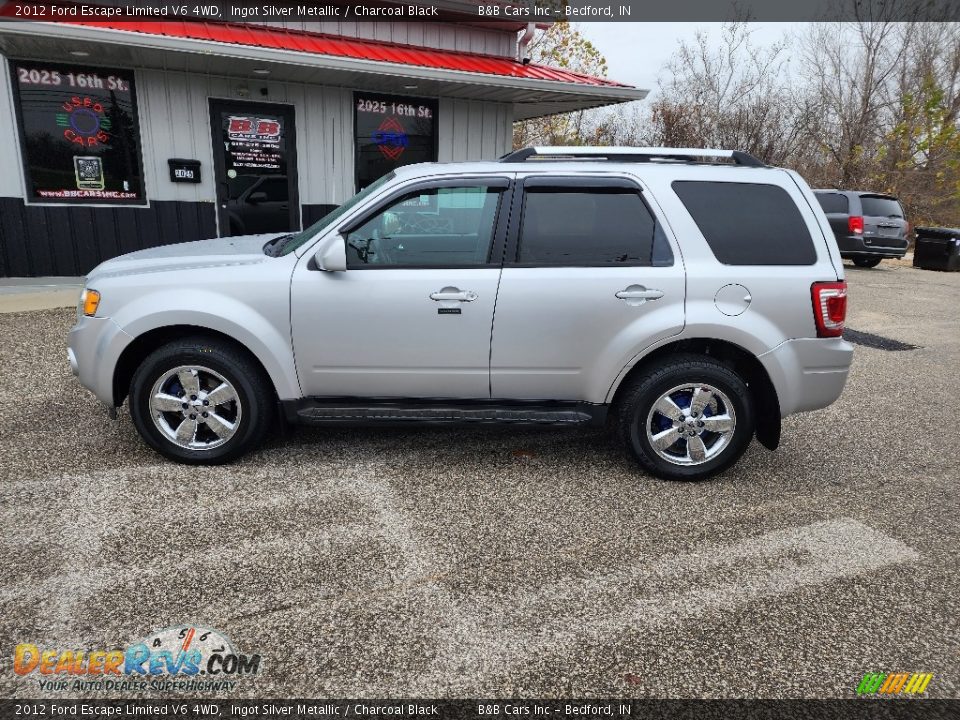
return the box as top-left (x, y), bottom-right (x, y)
top-left (10, 61), bottom-right (145, 204)
top-left (355, 93), bottom-right (437, 191)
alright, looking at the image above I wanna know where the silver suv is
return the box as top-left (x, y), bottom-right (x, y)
top-left (68, 147), bottom-right (853, 481)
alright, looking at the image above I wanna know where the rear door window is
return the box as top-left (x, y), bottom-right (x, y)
top-left (815, 192), bottom-right (848, 214)
top-left (859, 195), bottom-right (904, 218)
top-left (672, 181), bottom-right (817, 265)
top-left (516, 182), bottom-right (672, 266)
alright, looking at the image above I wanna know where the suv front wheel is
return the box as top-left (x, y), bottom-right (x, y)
top-left (129, 337), bottom-right (273, 464)
top-left (617, 355), bottom-right (755, 481)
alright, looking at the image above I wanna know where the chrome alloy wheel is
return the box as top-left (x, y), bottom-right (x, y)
top-left (645, 383), bottom-right (737, 466)
top-left (148, 365), bottom-right (242, 451)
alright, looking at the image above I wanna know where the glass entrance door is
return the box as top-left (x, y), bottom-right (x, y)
top-left (209, 100), bottom-right (299, 237)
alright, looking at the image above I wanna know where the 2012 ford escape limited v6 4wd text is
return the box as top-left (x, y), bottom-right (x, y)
top-left (69, 147), bottom-right (853, 481)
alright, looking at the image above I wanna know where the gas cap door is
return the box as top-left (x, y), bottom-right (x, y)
top-left (714, 283), bottom-right (752, 316)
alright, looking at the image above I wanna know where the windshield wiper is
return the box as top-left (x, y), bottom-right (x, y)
top-left (262, 233), bottom-right (293, 257)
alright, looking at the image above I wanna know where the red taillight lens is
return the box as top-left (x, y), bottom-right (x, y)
top-left (848, 216), bottom-right (864, 234)
top-left (811, 281), bottom-right (847, 338)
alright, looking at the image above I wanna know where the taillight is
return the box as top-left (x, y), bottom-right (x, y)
top-left (811, 281), bottom-right (847, 338)
top-left (848, 216), bottom-right (864, 234)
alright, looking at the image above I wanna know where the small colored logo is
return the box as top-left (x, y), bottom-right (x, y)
top-left (227, 116), bottom-right (281, 140)
top-left (857, 672), bottom-right (933, 695)
top-left (13, 626), bottom-right (262, 693)
top-left (373, 116), bottom-right (408, 160)
top-left (56, 96), bottom-right (112, 147)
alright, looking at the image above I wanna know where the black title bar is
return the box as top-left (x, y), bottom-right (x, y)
top-left (2, 699), bottom-right (959, 719)
top-left (2, 0), bottom-right (960, 23)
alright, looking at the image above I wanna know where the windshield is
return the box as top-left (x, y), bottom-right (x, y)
top-left (277, 172), bottom-right (395, 256)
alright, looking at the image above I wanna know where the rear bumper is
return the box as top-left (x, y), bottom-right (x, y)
top-left (758, 337), bottom-right (854, 417)
top-left (836, 234), bottom-right (908, 259)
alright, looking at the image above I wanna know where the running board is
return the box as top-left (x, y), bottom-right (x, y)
top-left (284, 399), bottom-right (606, 428)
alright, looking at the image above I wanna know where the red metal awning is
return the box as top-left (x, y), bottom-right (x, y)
top-left (58, 20), bottom-right (630, 90)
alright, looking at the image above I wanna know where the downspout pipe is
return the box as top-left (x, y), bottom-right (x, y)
top-left (518, 22), bottom-right (535, 64)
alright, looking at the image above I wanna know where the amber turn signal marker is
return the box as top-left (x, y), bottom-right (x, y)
top-left (81, 289), bottom-right (101, 317)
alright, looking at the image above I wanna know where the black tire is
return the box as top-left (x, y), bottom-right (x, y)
top-left (853, 256), bottom-right (883, 268)
top-left (616, 354), bottom-right (755, 481)
top-left (129, 336), bottom-right (273, 464)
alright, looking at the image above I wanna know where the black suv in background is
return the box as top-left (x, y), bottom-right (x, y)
top-left (814, 190), bottom-right (909, 268)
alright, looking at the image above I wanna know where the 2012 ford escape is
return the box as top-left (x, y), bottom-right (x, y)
top-left (68, 147), bottom-right (854, 481)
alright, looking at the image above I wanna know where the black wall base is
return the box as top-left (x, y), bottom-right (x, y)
top-left (0, 199), bottom-right (343, 277)
top-left (0, 198), bottom-right (217, 277)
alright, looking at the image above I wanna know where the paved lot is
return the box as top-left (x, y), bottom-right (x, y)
top-left (0, 262), bottom-right (957, 699)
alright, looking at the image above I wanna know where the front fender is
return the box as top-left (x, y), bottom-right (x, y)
top-left (112, 290), bottom-right (301, 400)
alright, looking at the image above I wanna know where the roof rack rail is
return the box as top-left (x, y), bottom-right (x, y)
top-left (499, 146), bottom-right (767, 168)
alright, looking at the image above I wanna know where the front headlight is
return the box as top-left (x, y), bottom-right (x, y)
top-left (80, 289), bottom-right (101, 317)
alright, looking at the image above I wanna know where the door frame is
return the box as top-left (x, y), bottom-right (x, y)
top-left (208, 98), bottom-right (301, 237)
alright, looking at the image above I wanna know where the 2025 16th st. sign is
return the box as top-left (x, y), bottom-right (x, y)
top-left (10, 60), bottom-right (145, 203)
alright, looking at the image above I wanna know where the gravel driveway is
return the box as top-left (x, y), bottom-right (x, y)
top-left (1, 262), bottom-right (957, 699)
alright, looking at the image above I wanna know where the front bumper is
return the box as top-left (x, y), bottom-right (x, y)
top-left (758, 337), bottom-right (854, 417)
top-left (68, 315), bottom-right (134, 407)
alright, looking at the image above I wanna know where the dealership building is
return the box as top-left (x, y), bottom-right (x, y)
top-left (0, 8), bottom-right (643, 277)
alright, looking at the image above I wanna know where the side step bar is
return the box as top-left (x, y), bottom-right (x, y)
top-left (283, 399), bottom-right (607, 428)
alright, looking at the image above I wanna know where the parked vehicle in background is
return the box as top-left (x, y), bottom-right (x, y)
top-left (814, 190), bottom-right (910, 268)
top-left (68, 147), bottom-right (854, 481)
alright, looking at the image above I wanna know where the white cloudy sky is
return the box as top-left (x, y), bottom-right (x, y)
top-left (576, 22), bottom-right (793, 97)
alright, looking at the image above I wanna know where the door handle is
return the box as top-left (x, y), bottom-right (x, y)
top-left (616, 285), bottom-right (664, 302)
top-left (430, 289), bottom-right (478, 302)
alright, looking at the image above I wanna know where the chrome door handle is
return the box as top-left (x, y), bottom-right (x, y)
top-left (616, 286), bottom-right (664, 301)
top-left (430, 289), bottom-right (478, 302)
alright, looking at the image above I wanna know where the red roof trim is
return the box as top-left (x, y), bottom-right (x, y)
top-left (59, 20), bottom-right (630, 89)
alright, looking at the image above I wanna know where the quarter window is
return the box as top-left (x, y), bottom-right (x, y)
top-left (672, 181), bottom-right (817, 265)
top-left (344, 185), bottom-right (503, 268)
top-left (815, 192), bottom-right (849, 214)
top-left (517, 187), bottom-right (670, 266)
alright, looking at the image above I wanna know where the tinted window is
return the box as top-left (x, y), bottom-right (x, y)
top-left (518, 188), bottom-right (670, 266)
top-left (860, 195), bottom-right (903, 218)
top-left (672, 181), bottom-right (817, 265)
top-left (11, 60), bottom-right (144, 203)
top-left (355, 93), bottom-right (437, 192)
top-left (345, 185), bottom-right (503, 268)
top-left (815, 192), bottom-right (848, 214)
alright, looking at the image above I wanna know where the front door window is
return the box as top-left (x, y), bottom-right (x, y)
top-left (344, 185), bottom-right (503, 268)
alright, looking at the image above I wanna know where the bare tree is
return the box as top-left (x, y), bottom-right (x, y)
top-left (646, 22), bottom-right (808, 165)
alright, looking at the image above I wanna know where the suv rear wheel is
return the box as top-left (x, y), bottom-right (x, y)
top-left (617, 355), bottom-right (755, 481)
top-left (852, 257), bottom-right (883, 268)
top-left (129, 337), bottom-right (273, 464)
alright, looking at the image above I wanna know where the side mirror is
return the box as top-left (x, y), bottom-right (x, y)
top-left (247, 191), bottom-right (268, 204)
top-left (314, 237), bottom-right (347, 272)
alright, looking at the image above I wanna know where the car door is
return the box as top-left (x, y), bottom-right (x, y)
top-left (290, 176), bottom-right (511, 399)
top-left (490, 174), bottom-right (686, 403)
